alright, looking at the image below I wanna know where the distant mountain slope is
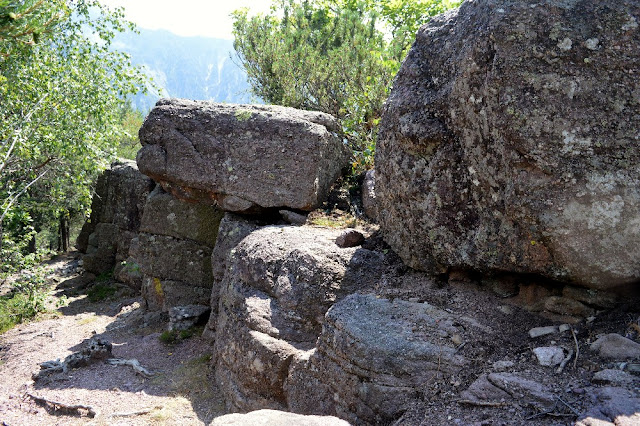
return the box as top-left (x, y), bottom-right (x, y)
top-left (113, 29), bottom-right (257, 112)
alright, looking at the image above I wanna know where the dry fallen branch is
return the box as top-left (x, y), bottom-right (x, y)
top-left (110, 405), bottom-right (163, 417)
top-left (106, 358), bottom-right (154, 379)
top-left (556, 349), bottom-right (574, 374)
top-left (26, 392), bottom-right (97, 418)
top-left (525, 396), bottom-right (580, 420)
top-left (457, 399), bottom-right (509, 407)
top-left (571, 328), bottom-right (580, 369)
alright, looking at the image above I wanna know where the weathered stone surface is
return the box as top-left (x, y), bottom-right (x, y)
top-left (592, 369), bottom-right (636, 386)
top-left (210, 410), bottom-right (350, 426)
top-left (138, 99), bottom-right (349, 213)
top-left (562, 286), bottom-right (618, 309)
top-left (81, 223), bottom-right (119, 275)
top-left (213, 226), bottom-right (384, 412)
top-left (461, 373), bottom-right (555, 409)
top-left (140, 187), bottom-right (224, 246)
top-left (286, 294), bottom-right (472, 424)
top-left (141, 276), bottom-right (210, 312)
top-left (130, 233), bottom-right (213, 288)
top-left (203, 213), bottom-right (262, 338)
top-left (533, 346), bottom-right (565, 367)
top-left (591, 334), bottom-right (640, 360)
top-left (132, 188), bottom-right (222, 311)
top-left (577, 387), bottom-right (640, 426)
top-left (361, 169), bottom-right (377, 221)
top-left (168, 305), bottom-right (211, 331)
top-left (529, 326), bottom-right (559, 339)
top-left (376, 0), bottom-right (640, 290)
top-left (279, 210), bottom-right (308, 225)
top-left (78, 160), bottom-right (154, 279)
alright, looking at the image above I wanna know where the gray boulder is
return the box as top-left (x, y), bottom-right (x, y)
top-left (590, 334), bottom-right (640, 360)
top-left (138, 99), bottom-right (349, 213)
top-left (376, 0), bottom-right (640, 290)
top-left (213, 226), bottom-right (384, 412)
top-left (287, 294), bottom-right (472, 424)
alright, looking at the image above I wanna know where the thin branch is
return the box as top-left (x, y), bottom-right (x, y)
top-left (0, 93), bottom-right (50, 176)
top-left (26, 392), bottom-right (97, 418)
top-left (0, 168), bottom-right (49, 225)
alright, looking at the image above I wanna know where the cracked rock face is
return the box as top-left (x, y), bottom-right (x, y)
top-left (376, 0), bottom-right (640, 290)
top-left (212, 225), bottom-right (384, 412)
top-left (138, 99), bottom-right (349, 213)
top-left (78, 160), bottom-right (155, 279)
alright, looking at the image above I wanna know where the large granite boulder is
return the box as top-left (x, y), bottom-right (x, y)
top-left (213, 225), bottom-right (384, 412)
top-left (286, 294), bottom-right (473, 424)
top-left (78, 160), bottom-right (155, 278)
top-left (138, 99), bottom-right (349, 213)
top-left (130, 187), bottom-right (224, 311)
top-left (376, 0), bottom-right (640, 290)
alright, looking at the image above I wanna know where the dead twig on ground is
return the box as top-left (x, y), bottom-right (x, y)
top-left (525, 397), bottom-right (580, 420)
top-left (571, 328), bottom-right (579, 369)
top-left (556, 349), bottom-right (574, 374)
top-left (106, 358), bottom-right (154, 378)
top-left (557, 397), bottom-right (580, 416)
top-left (110, 405), bottom-right (163, 417)
top-left (457, 399), bottom-right (508, 407)
top-left (26, 392), bottom-right (97, 418)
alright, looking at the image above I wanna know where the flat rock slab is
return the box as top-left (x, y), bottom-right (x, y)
top-left (376, 0), bottom-right (640, 290)
top-left (211, 410), bottom-right (350, 426)
top-left (591, 334), bottom-right (640, 360)
top-left (138, 99), bottom-right (349, 213)
top-left (287, 294), bottom-right (473, 424)
top-left (461, 373), bottom-right (555, 409)
top-left (577, 387), bottom-right (640, 426)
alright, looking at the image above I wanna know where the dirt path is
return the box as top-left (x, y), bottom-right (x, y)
top-left (0, 253), bottom-right (225, 425)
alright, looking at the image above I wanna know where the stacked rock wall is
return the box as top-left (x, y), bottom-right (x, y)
top-left (128, 187), bottom-right (224, 311)
top-left (77, 160), bottom-right (155, 287)
top-left (132, 99), bottom-right (350, 312)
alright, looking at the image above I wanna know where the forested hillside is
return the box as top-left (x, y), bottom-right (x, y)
top-left (113, 29), bottom-right (255, 112)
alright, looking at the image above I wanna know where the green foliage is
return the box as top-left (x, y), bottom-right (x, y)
top-left (86, 283), bottom-right (117, 302)
top-left (116, 102), bottom-right (144, 160)
top-left (232, 0), bottom-right (461, 173)
top-left (0, 267), bottom-right (48, 333)
top-left (0, 0), bottom-right (149, 273)
top-left (159, 326), bottom-right (203, 345)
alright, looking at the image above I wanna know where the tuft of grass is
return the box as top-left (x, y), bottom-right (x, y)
top-left (309, 214), bottom-right (357, 228)
top-left (159, 326), bottom-right (204, 345)
top-left (86, 283), bottom-right (117, 302)
top-left (95, 270), bottom-right (113, 282)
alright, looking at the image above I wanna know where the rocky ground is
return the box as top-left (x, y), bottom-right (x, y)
top-left (0, 246), bottom-right (639, 426)
top-left (0, 253), bottom-right (225, 425)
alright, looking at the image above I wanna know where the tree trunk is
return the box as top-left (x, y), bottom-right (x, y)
top-left (59, 214), bottom-right (69, 252)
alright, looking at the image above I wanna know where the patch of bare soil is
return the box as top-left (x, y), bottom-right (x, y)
top-left (0, 253), bottom-right (224, 425)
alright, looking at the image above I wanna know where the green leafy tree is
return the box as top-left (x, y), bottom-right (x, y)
top-left (0, 0), bottom-right (148, 273)
top-left (232, 0), bottom-right (461, 172)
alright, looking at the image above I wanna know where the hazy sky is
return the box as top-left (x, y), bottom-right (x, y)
top-left (99, 0), bottom-right (273, 39)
